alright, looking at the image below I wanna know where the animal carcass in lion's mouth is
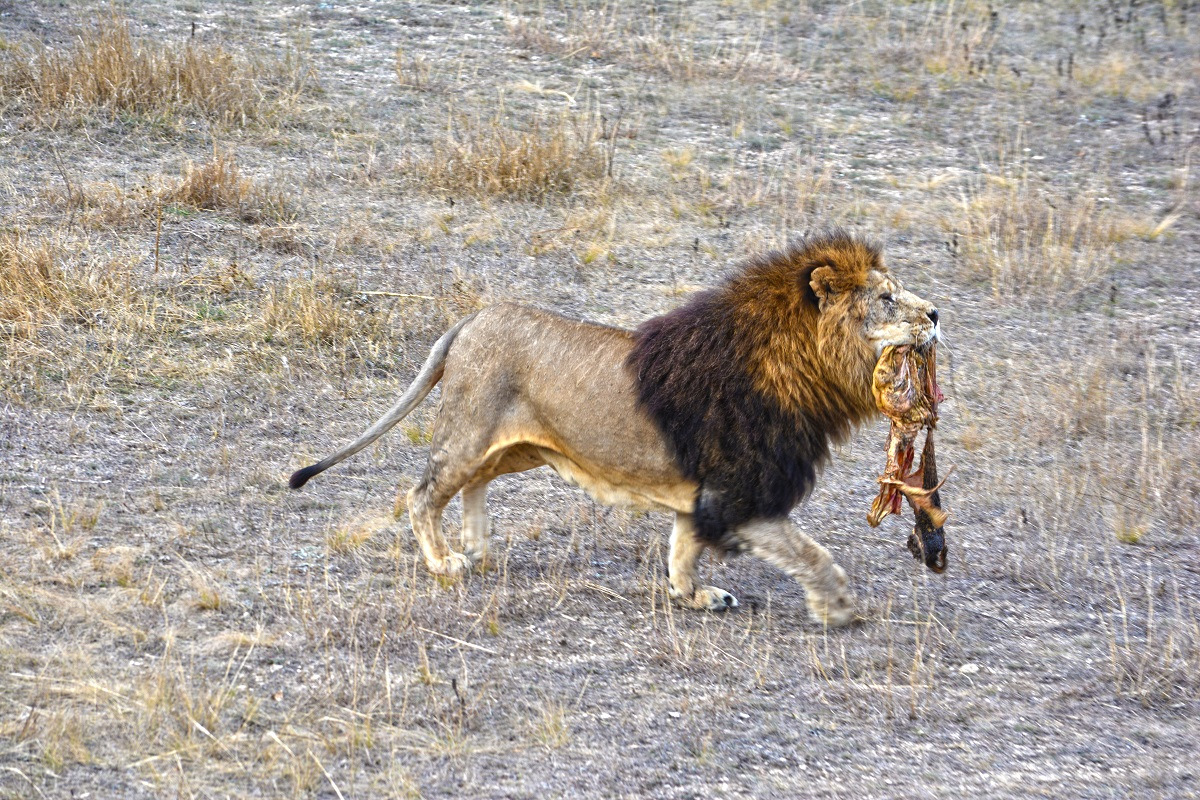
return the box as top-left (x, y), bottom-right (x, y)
top-left (867, 342), bottom-right (950, 573)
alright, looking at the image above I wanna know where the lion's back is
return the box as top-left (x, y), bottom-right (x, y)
top-left (447, 303), bottom-right (633, 380)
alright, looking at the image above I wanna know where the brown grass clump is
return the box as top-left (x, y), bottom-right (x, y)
top-left (416, 113), bottom-right (605, 200)
top-left (258, 278), bottom-right (391, 347)
top-left (40, 179), bottom-right (153, 230)
top-left (0, 235), bottom-right (59, 340)
top-left (0, 234), bottom-right (136, 339)
top-left (166, 150), bottom-right (256, 211)
top-left (0, 15), bottom-right (308, 125)
top-left (394, 46), bottom-right (435, 90)
top-left (163, 148), bottom-right (296, 223)
top-left (40, 148), bottom-right (298, 227)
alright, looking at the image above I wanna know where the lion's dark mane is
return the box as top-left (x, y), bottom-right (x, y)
top-left (627, 232), bottom-right (879, 550)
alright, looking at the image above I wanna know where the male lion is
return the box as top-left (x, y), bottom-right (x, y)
top-left (290, 232), bottom-right (939, 626)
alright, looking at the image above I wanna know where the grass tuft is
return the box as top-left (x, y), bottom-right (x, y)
top-left (953, 172), bottom-right (1116, 302)
top-left (0, 234), bottom-right (138, 339)
top-left (164, 147), bottom-right (296, 223)
top-left (415, 113), bottom-right (605, 200)
top-left (0, 15), bottom-right (310, 125)
top-left (258, 277), bottom-right (390, 346)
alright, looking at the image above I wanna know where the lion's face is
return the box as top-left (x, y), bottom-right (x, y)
top-left (855, 269), bottom-right (939, 355)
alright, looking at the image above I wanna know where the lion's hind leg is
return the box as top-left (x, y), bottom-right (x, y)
top-left (407, 474), bottom-right (472, 579)
top-left (668, 514), bottom-right (738, 611)
top-left (740, 520), bottom-right (857, 627)
top-left (458, 445), bottom-right (547, 568)
top-left (459, 480), bottom-right (490, 567)
top-left (407, 433), bottom-right (492, 579)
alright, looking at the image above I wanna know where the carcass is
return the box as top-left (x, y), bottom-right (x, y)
top-left (867, 342), bottom-right (950, 572)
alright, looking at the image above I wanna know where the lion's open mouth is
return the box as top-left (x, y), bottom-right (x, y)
top-left (867, 341), bottom-right (950, 573)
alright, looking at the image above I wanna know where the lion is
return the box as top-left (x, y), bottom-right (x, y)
top-left (289, 231), bottom-right (940, 626)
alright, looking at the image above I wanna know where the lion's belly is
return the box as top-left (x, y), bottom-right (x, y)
top-left (536, 447), bottom-right (695, 513)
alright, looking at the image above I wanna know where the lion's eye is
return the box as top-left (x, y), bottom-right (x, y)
top-left (881, 293), bottom-right (895, 304)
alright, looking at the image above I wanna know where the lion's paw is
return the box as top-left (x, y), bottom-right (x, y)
top-left (807, 593), bottom-right (857, 627)
top-left (671, 584), bottom-right (739, 612)
top-left (806, 566), bottom-right (857, 627)
top-left (429, 552), bottom-right (473, 579)
top-left (462, 543), bottom-right (488, 567)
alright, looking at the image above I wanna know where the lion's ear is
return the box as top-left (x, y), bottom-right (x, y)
top-left (809, 266), bottom-right (838, 311)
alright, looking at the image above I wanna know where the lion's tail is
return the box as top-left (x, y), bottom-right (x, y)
top-left (288, 314), bottom-right (477, 490)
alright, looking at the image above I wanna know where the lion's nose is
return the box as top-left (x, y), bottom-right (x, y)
top-left (927, 308), bottom-right (939, 325)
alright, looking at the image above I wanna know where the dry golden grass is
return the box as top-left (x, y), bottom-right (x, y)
top-left (40, 178), bottom-right (151, 230)
top-left (506, 8), bottom-right (797, 81)
top-left (40, 147), bottom-right (297, 228)
top-left (325, 514), bottom-right (390, 556)
top-left (0, 233), bottom-right (140, 339)
top-left (164, 147), bottom-right (297, 223)
top-left (394, 45), bottom-right (435, 91)
top-left (0, 15), bottom-right (309, 125)
top-left (0, 233), bottom-right (60, 339)
top-left (415, 112), bottom-right (606, 200)
top-left (258, 277), bottom-right (392, 347)
top-left (533, 698), bottom-right (571, 749)
top-left (880, 0), bottom-right (999, 79)
top-left (952, 172), bottom-right (1116, 302)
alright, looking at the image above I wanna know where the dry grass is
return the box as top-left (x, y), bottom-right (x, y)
top-left (846, 0), bottom-right (1003, 91)
top-left (163, 147), bottom-right (297, 223)
top-left (0, 233), bottom-right (142, 339)
top-left (950, 146), bottom-right (1119, 302)
top-left (532, 698), bottom-right (571, 749)
top-left (325, 514), bottom-right (390, 556)
top-left (258, 277), bottom-right (394, 347)
top-left (0, 15), bottom-right (309, 125)
top-left (414, 112), bottom-right (606, 200)
top-left (1101, 577), bottom-right (1200, 706)
top-left (41, 147), bottom-right (297, 228)
top-left (394, 45), bottom-right (436, 91)
top-left (506, 5), bottom-right (798, 81)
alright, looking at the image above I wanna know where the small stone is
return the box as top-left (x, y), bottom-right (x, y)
top-left (959, 663), bottom-right (981, 675)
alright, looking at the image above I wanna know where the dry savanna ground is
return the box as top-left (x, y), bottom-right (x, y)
top-left (1, 1), bottom-right (1198, 797)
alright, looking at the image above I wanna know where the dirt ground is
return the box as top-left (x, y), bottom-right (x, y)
top-left (1, 1), bottom-right (1198, 798)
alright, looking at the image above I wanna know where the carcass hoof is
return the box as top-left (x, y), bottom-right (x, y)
top-left (907, 531), bottom-right (947, 573)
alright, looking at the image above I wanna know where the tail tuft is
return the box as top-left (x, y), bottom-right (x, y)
top-left (289, 464), bottom-right (322, 490)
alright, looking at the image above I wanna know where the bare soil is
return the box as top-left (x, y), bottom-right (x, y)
top-left (1, 1), bottom-right (1198, 798)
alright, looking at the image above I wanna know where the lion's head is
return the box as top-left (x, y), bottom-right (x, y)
top-left (806, 235), bottom-right (940, 359)
top-left (724, 232), bottom-right (940, 427)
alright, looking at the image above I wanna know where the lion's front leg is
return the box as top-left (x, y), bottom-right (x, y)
top-left (668, 514), bottom-right (738, 611)
top-left (740, 519), bottom-right (857, 626)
